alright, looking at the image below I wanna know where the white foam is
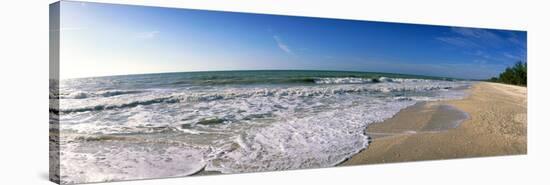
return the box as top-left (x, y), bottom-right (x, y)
top-left (314, 77), bottom-right (374, 84)
top-left (60, 90), bottom-right (144, 99)
top-left (204, 99), bottom-right (415, 173)
top-left (58, 79), bottom-right (470, 114)
top-left (57, 79), bottom-right (473, 182)
top-left (59, 137), bottom-right (207, 184)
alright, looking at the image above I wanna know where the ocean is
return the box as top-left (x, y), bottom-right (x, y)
top-left (52, 70), bottom-right (471, 183)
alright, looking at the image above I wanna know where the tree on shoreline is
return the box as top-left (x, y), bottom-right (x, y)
top-left (489, 61), bottom-right (527, 86)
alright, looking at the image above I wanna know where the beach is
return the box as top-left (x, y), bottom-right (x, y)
top-left (52, 72), bottom-right (528, 184)
top-left (342, 82), bottom-right (527, 165)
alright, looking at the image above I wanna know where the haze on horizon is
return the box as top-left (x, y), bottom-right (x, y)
top-left (58, 1), bottom-right (527, 79)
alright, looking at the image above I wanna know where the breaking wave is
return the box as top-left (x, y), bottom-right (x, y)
top-left (58, 80), bottom-right (467, 114)
top-left (60, 90), bottom-right (144, 99)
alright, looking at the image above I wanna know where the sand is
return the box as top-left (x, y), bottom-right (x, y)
top-left (342, 82), bottom-right (527, 165)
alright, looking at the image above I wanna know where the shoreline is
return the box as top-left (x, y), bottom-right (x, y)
top-left (341, 82), bottom-right (527, 165)
top-left (56, 81), bottom-right (527, 182)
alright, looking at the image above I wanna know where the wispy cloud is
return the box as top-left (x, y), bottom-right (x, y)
top-left (451, 27), bottom-right (502, 41)
top-left (508, 36), bottom-right (524, 46)
top-left (473, 50), bottom-right (492, 59)
top-left (502, 52), bottom-right (525, 61)
top-left (503, 52), bottom-right (516, 59)
top-left (437, 27), bottom-right (505, 48)
top-left (473, 59), bottom-right (488, 65)
top-left (436, 37), bottom-right (479, 48)
top-left (273, 35), bottom-right (292, 54)
top-left (136, 31), bottom-right (159, 39)
top-left (436, 27), bottom-right (526, 65)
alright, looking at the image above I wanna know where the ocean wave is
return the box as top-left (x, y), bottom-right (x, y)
top-left (313, 77), bottom-right (448, 84)
top-left (314, 77), bottom-right (375, 84)
top-left (169, 76), bottom-right (448, 86)
top-left (56, 77), bottom-right (453, 101)
top-left (60, 90), bottom-right (144, 99)
top-left (58, 80), bottom-right (469, 114)
top-left (60, 96), bottom-right (178, 113)
top-left (171, 77), bottom-right (317, 85)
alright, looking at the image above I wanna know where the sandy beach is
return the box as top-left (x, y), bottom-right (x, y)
top-left (342, 82), bottom-right (527, 165)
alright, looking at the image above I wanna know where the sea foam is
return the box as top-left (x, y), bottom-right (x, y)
top-left (57, 75), bottom-right (472, 183)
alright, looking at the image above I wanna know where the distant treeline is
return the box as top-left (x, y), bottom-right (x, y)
top-left (488, 61), bottom-right (527, 86)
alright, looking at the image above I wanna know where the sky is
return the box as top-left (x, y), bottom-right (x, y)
top-left (58, 1), bottom-right (527, 79)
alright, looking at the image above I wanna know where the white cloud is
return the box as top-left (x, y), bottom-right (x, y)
top-left (136, 31), bottom-right (159, 39)
top-left (473, 50), bottom-right (492, 59)
top-left (437, 27), bottom-right (527, 65)
top-left (273, 35), bottom-right (292, 54)
top-left (437, 27), bottom-right (507, 49)
top-left (473, 59), bottom-right (488, 65)
top-left (436, 37), bottom-right (478, 48)
top-left (503, 52), bottom-right (524, 61)
top-left (451, 27), bottom-right (501, 41)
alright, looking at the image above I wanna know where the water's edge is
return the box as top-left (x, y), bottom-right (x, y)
top-left (335, 87), bottom-right (473, 167)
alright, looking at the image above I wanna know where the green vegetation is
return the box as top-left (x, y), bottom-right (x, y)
top-left (489, 61), bottom-right (527, 86)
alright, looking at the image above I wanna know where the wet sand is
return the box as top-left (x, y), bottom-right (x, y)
top-left (342, 82), bottom-right (527, 165)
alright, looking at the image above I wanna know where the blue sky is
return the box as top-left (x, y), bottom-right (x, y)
top-left (59, 1), bottom-right (526, 79)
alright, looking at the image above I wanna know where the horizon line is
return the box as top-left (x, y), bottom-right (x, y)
top-left (60, 68), bottom-right (472, 81)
